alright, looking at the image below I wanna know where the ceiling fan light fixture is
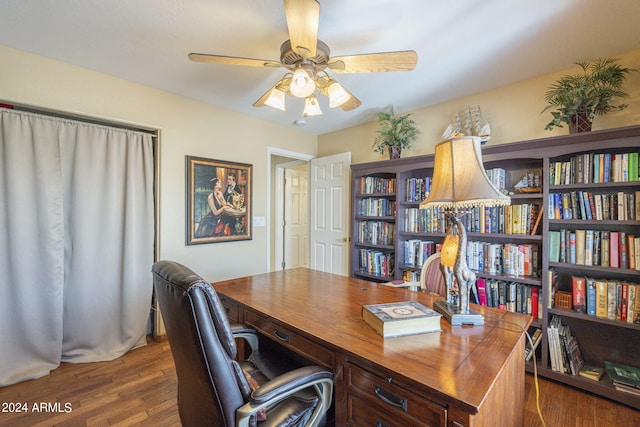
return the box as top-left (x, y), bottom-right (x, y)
top-left (303, 95), bottom-right (322, 117)
top-left (327, 81), bottom-right (350, 108)
top-left (290, 67), bottom-right (316, 98)
top-left (264, 87), bottom-right (287, 111)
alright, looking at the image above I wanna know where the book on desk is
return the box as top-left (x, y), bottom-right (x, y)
top-left (362, 301), bottom-right (442, 338)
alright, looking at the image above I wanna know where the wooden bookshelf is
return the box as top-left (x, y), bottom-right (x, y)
top-left (350, 125), bottom-right (640, 408)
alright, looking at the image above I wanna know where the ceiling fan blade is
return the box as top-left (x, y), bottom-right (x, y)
top-left (339, 90), bottom-right (361, 111)
top-left (328, 51), bottom-right (418, 73)
top-left (284, 0), bottom-right (320, 58)
top-left (189, 53), bottom-right (281, 68)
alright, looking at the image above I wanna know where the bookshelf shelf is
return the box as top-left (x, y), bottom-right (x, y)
top-left (548, 262), bottom-right (640, 276)
top-left (549, 219), bottom-right (638, 226)
top-left (550, 181), bottom-right (639, 191)
top-left (354, 215), bottom-right (396, 221)
top-left (474, 271), bottom-right (542, 286)
top-left (351, 125), bottom-right (640, 408)
top-left (548, 308), bottom-right (640, 331)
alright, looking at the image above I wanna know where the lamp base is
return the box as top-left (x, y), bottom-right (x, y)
top-left (433, 300), bottom-right (484, 326)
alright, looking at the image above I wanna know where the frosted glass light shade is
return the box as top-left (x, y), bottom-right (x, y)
top-left (290, 68), bottom-right (316, 98)
top-left (264, 88), bottom-right (286, 111)
top-left (420, 136), bottom-right (510, 209)
top-left (328, 81), bottom-right (350, 107)
top-left (303, 95), bottom-right (322, 116)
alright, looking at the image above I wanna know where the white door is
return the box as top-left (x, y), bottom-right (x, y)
top-left (283, 166), bottom-right (309, 269)
top-left (310, 152), bottom-right (351, 276)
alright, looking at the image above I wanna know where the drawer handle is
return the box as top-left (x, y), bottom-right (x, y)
top-left (375, 420), bottom-right (391, 427)
top-left (374, 385), bottom-right (407, 411)
top-left (273, 329), bottom-right (290, 343)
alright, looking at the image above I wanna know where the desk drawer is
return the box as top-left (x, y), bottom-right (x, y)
top-left (219, 297), bottom-right (239, 323)
top-left (347, 363), bottom-right (446, 426)
top-left (244, 310), bottom-right (335, 369)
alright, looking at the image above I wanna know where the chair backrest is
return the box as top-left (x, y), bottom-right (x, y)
top-left (152, 260), bottom-right (250, 427)
top-left (420, 252), bottom-right (447, 296)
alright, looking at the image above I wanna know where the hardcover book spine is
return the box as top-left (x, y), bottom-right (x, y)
top-left (477, 279), bottom-right (487, 306)
top-left (610, 232), bottom-right (620, 268)
top-left (575, 229), bottom-right (586, 265)
top-left (531, 287), bottom-right (539, 319)
top-left (607, 281), bottom-right (618, 320)
top-left (586, 277), bottom-right (596, 317)
top-left (572, 276), bottom-right (586, 314)
top-left (621, 283), bottom-right (629, 322)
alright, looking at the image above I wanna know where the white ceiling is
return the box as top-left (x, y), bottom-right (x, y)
top-left (1, 0), bottom-right (639, 135)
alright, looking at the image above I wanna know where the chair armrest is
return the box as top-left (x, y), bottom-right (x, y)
top-left (236, 366), bottom-right (334, 427)
top-left (230, 323), bottom-right (259, 352)
top-left (251, 365), bottom-right (333, 403)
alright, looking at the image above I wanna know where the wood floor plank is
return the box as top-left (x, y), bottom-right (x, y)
top-left (1, 338), bottom-right (638, 426)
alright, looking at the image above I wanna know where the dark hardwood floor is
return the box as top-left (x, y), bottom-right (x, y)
top-left (1, 338), bottom-right (638, 426)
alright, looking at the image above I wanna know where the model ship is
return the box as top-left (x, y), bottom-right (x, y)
top-left (442, 105), bottom-right (491, 144)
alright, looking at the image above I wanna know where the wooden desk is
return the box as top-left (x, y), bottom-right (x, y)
top-left (214, 268), bottom-right (532, 427)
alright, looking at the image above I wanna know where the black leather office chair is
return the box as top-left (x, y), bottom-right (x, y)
top-left (152, 260), bottom-right (333, 427)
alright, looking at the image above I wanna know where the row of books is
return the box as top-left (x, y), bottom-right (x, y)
top-left (402, 268), bottom-right (423, 283)
top-left (402, 203), bottom-right (541, 235)
top-left (477, 279), bottom-right (541, 319)
top-left (486, 167), bottom-right (507, 191)
top-left (548, 191), bottom-right (638, 221)
top-left (472, 204), bottom-right (542, 235)
top-left (403, 239), bottom-right (438, 267)
top-left (357, 249), bottom-right (394, 278)
top-left (549, 151), bottom-right (639, 185)
top-left (357, 197), bottom-right (396, 217)
top-left (402, 207), bottom-right (447, 233)
top-left (465, 241), bottom-right (541, 278)
top-left (358, 176), bottom-right (396, 195)
top-left (570, 275), bottom-right (640, 323)
top-left (548, 229), bottom-right (640, 270)
top-left (547, 316), bottom-right (584, 375)
top-left (356, 221), bottom-right (395, 246)
top-left (401, 168), bottom-right (532, 202)
top-left (404, 176), bottom-right (431, 202)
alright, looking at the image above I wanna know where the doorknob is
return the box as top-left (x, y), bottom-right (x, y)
top-left (341, 237), bottom-right (351, 242)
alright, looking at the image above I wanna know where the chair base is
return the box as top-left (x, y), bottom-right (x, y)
top-left (433, 300), bottom-right (484, 326)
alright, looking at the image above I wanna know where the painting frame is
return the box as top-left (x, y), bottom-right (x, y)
top-left (186, 156), bottom-right (252, 245)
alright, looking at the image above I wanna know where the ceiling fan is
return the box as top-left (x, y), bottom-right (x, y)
top-left (188, 0), bottom-right (418, 117)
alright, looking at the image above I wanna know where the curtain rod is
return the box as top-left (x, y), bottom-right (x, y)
top-left (0, 101), bottom-right (158, 137)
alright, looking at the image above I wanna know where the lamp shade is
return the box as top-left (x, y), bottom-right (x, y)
top-left (420, 136), bottom-right (510, 209)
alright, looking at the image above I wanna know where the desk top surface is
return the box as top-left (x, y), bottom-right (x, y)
top-left (214, 268), bottom-right (531, 412)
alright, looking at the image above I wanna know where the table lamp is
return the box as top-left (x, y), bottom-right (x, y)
top-left (419, 136), bottom-right (510, 325)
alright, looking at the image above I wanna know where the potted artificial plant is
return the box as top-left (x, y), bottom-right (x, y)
top-left (542, 57), bottom-right (635, 133)
top-left (372, 107), bottom-right (420, 159)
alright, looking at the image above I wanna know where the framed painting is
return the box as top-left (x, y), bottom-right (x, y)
top-left (186, 156), bottom-right (252, 245)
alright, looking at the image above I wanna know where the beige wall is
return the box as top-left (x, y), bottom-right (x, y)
top-left (2, 44), bottom-right (639, 281)
top-left (0, 44), bottom-right (317, 282)
top-left (318, 49), bottom-right (640, 165)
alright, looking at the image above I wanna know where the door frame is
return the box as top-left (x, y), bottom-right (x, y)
top-left (266, 147), bottom-right (314, 272)
top-left (274, 160), bottom-right (308, 271)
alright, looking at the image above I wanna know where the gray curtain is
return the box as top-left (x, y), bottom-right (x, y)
top-left (0, 109), bottom-right (155, 386)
